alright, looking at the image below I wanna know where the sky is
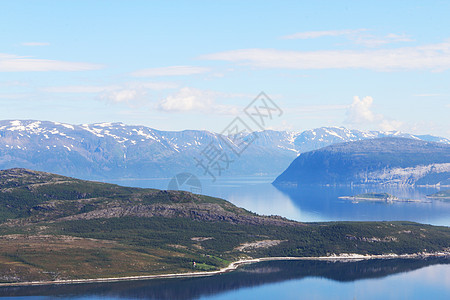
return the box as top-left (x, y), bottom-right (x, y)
top-left (1, 0), bottom-right (449, 137)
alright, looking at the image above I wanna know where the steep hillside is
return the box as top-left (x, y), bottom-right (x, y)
top-left (273, 137), bottom-right (450, 186)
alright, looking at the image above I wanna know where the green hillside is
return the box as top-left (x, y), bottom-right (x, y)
top-left (0, 168), bottom-right (449, 283)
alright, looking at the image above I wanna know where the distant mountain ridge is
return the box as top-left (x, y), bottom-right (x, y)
top-left (273, 137), bottom-right (450, 187)
top-left (0, 120), bottom-right (449, 180)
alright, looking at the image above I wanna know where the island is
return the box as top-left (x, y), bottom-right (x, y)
top-left (0, 168), bottom-right (449, 285)
top-left (426, 189), bottom-right (450, 200)
top-left (339, 193), bottom-right (427, 203)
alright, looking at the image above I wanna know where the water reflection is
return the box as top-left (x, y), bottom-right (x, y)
top-left (1, 258), bottom-right (448, 299)
top-left (274, 185), bottom-right (450, 225)
top-left (106, 177), bottom-right (450, 226)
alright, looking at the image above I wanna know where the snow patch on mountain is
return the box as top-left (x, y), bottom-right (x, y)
top-left (358, 163), bottom-right (450, 185)
top-left (0, 120), bottom-right (449, 179)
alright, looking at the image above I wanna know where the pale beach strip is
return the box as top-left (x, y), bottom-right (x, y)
top-left (0, 252), bottom-right (448, 287)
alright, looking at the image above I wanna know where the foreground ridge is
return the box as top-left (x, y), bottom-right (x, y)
top-left (0, 168), bottom-right (449, 283)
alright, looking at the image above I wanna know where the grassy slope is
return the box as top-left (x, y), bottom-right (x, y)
top-left (0, 168), bottom-right (449, 283)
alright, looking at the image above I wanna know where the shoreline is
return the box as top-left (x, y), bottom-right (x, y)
top-left (1, 252), bottom-right (448, 288)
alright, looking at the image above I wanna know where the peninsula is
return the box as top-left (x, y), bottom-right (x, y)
top-left (0, 168), bottom-right (449, 284)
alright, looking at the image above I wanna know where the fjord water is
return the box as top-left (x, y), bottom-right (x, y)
top-left (108, 176), bottom-right (450, 226)
top-left (2, 259), bottom-right (449, 299)
top-left (3, 176), bottom-right (449, 299)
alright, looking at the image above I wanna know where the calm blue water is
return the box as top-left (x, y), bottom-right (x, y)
top-left (107, 176), bottom-right (450, 226)
top-left (1, 259), bottom-right (449, 299)
top-left (2, 176), bottom-right (449, 299)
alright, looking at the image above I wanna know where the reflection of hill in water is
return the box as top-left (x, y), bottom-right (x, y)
top-left (273, 185), bottom-right (450, 223)
top-left (1, 258), bottom-right (449, 299)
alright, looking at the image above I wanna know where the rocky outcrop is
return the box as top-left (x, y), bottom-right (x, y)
top-left (58, 202), bottom-right (302, 227)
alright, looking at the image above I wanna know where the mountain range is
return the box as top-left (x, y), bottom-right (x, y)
top-left (1, 120), bottom-right (449, 180)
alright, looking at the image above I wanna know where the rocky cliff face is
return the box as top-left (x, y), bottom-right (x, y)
top-left (273, 137), bottom-right (450, 186)
top-left (58, 202), bottom-right (300, 227)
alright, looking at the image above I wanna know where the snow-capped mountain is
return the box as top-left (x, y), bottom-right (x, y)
top-left (0, 120), bottom-right (449, 180)
top-left (293, 127), bottom-right (450, 153)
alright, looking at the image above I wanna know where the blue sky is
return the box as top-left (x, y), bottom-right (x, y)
top-left (1, 0), bottom-right (449, 137)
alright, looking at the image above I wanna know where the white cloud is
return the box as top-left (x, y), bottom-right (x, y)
top-left (386, 33), bottom-right (413, 42)
top-left (345, 96), bottom-right (403, 131)
top-left (43, 82), bottom-right (178, 94)
top-left (354, 33), bottom-right (414, 47)
top-left (42, 82), bottom-right (179, 108)
top-left (100, 89), bottom-right (143, 104)
top-left (127, 82), bottom-right (178, 90)
top-left (0, 53), bottom-right (103, 72)
top-left (346, 96), bottom-right (377, 123)
top-left (43, 85), bottom-right (115, 93)
top-left (21, 42), bottom-right (50, 46)
top-left (158, 87), bottom-right (239, 115)
top-left (281, 29), bottom-right (366, 40)
top-left (201, 41), bottom-right (450, 71)
top-left (281, 29), bottom-right (413, 47)
top-left (99, 84), bottom-right (178, 106)
top-left (345, 99), bottom-right (447, 136)
top-left (131, 65), bottom-right (210, 77)
top-left (281, 28), bottom-right (414, 47)
top-left (43, 82), bottom-right (178, 108)
top-left (379, 119), bottom-right (404, 131)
